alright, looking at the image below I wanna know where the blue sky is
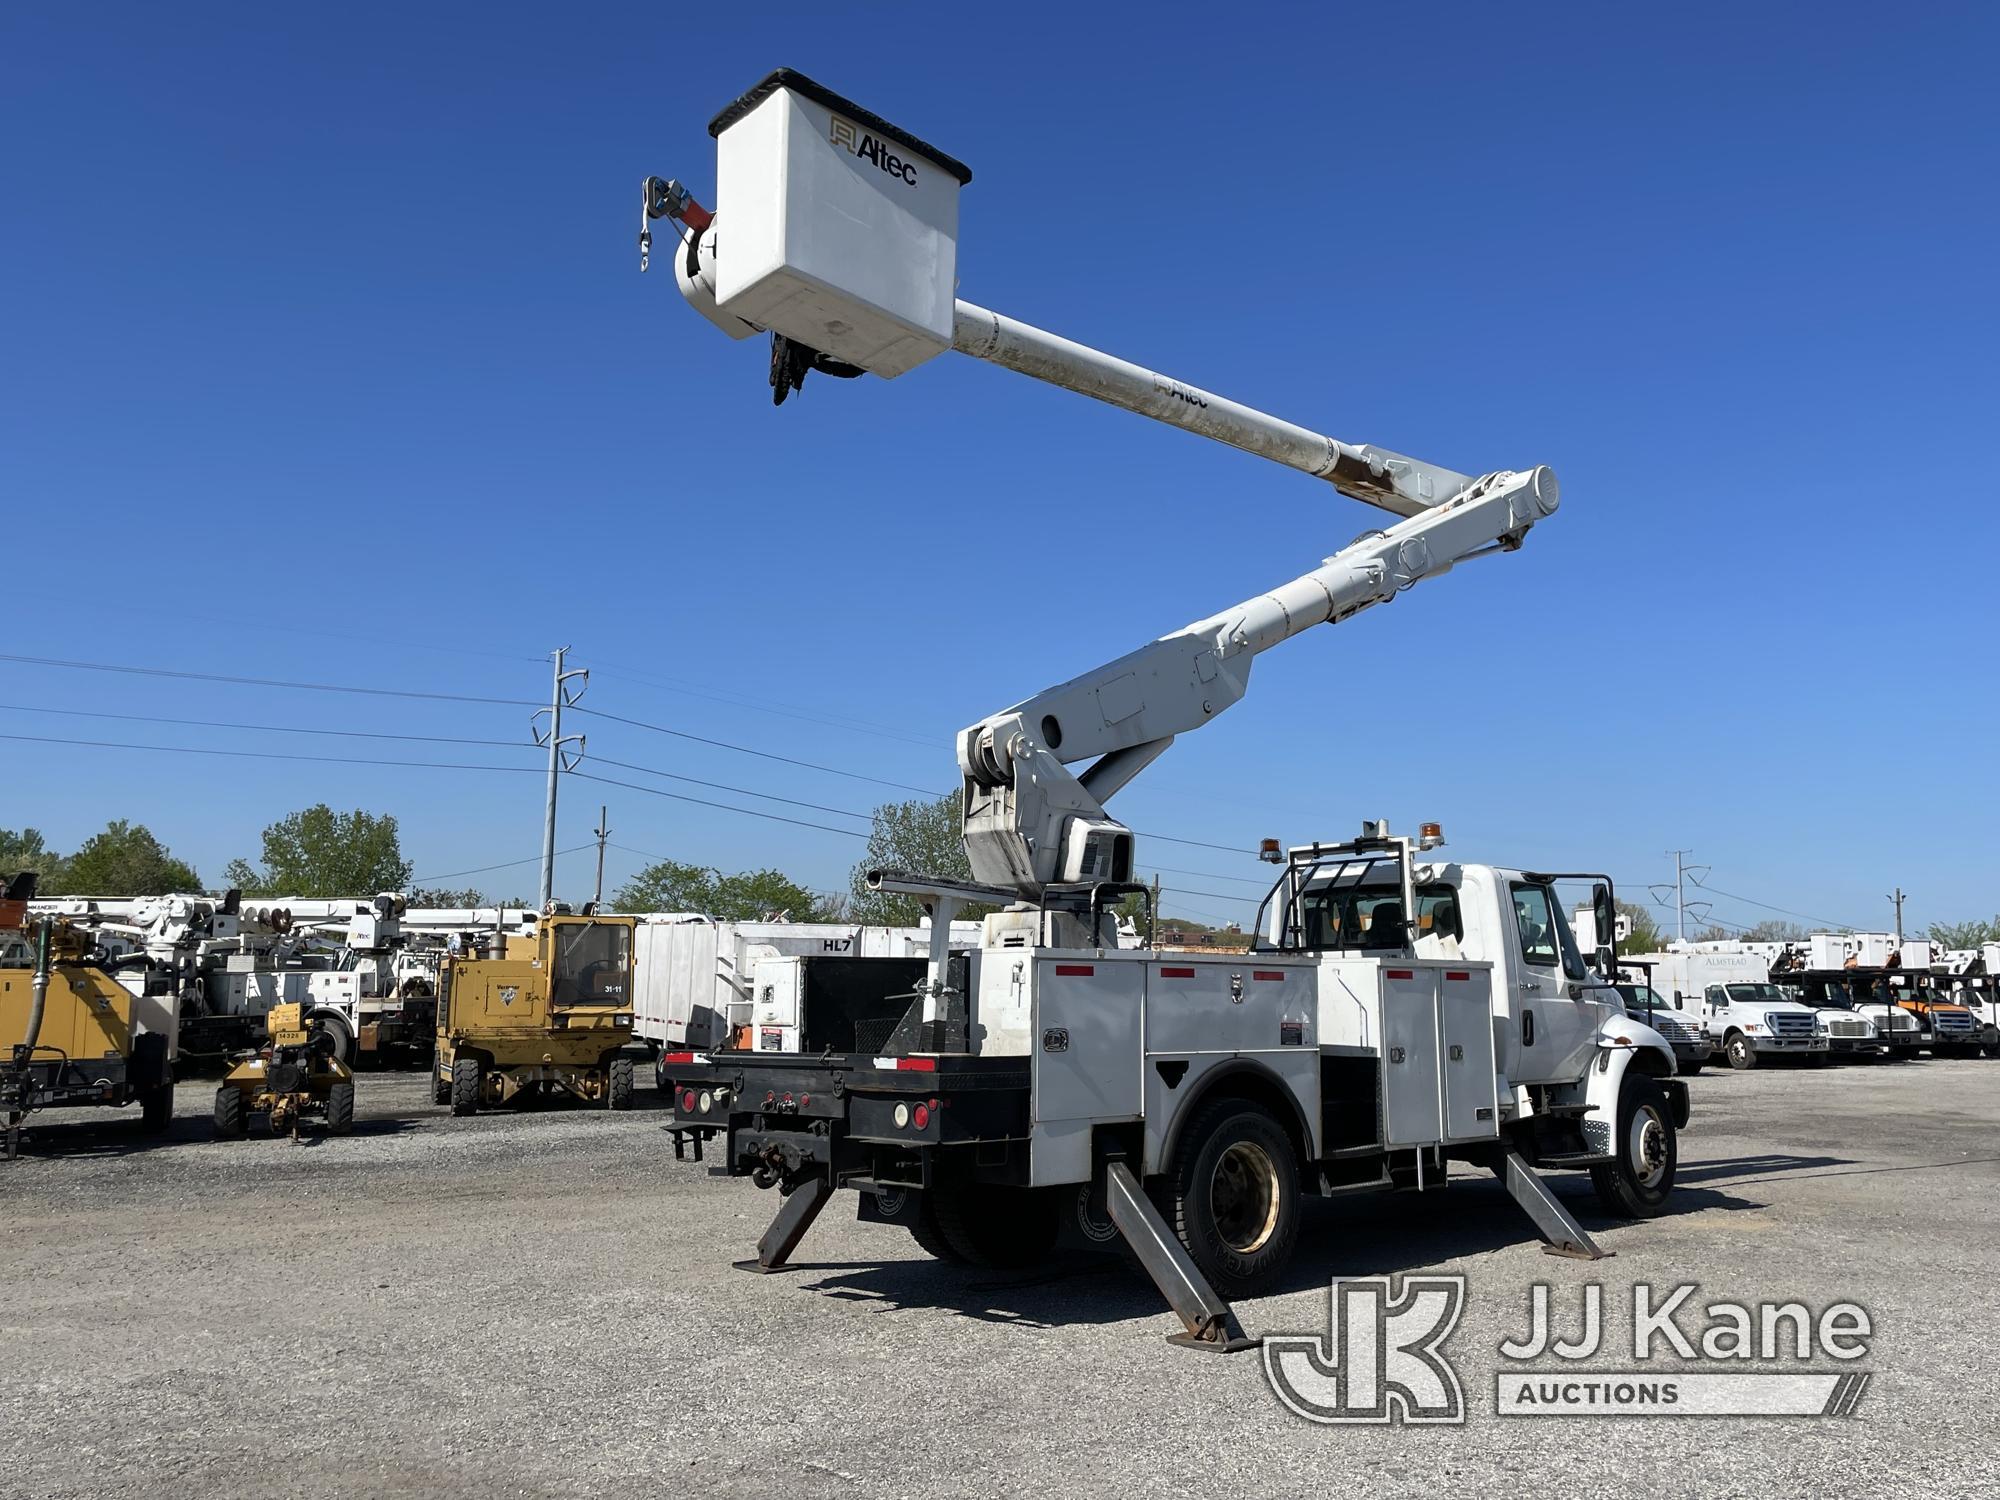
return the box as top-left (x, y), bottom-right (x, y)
top-left (4, 4), bottom-right (1995, 934)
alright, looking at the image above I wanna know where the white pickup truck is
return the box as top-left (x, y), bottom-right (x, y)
top-left (1629, 946), bottom-right (1828, 1068)
top-left (1609, 975), bottom-right (1708, 1073)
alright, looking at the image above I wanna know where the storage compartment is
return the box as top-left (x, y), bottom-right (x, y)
top-left (754, 954), bottom-right (931, 1055)
top-left (710, 70), bottom-right (969, 377)
top-left (1318, 1052), bottom-right (1381, 1151)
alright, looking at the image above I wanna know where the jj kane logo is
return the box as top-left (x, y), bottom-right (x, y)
top-left (829, 114), bottom-right (920, 186)
top-left (1264, 1276), bottom-right (1875, 1424)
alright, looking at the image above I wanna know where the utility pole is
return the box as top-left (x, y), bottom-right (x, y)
top-left (1889, 887), bottom-right (1905, 943)
top-left (593, 805), bottom-right (612, 909)
top-left (1649, 849), bottom-right (1710, 945)
top-left (531, 647), bottom-right (588, 912)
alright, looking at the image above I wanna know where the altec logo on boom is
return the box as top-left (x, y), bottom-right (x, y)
top-left (829, 114), bottom-right (919, 185)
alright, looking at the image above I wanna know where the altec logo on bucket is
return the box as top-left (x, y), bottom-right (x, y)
top-left (1264, 1277), bottom-right (1875, 1424)
top-left (829, 115), bottom-right (919, 185)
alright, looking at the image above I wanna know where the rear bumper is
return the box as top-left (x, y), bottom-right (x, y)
top-left (659, 1052), bottom-right (1031, 1187)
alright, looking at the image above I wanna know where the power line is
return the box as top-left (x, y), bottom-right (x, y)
top-left (568, 706), bottom-right (943, 796)
top-left (589, 660), bottom-right (940, 749)
top-left (0, 701), bottom-right (529, 749)
top-left (1132, 828), bottom-right (1256, 855)
top-left (409, 844), bottom-right (597, 884)
top-left (589, 754), bottom-right (873, 823)
top-left (1143, 861), bottom-right (1273, 888)
top-left (1685, 876), bottom-right (1862, 933)
top-left (0, 731), bottom-right (538, 775)
top-left (0, 653), bottom-right (537, 706)
top-left (570, 770), bottom-right (872, 842)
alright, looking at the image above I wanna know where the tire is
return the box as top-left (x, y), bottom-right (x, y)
top-left (212, 1086), bottom-right (246, 1139)
top-left (905, 1193), bottom-right (969, 1264)
top-left (607, 1057), bottom-right (635, 1111)
top-left (1163, 1100), bottom-right (1303, 1299)
top-left (1679, 1058), bottom-right (1704, 1076)
top-left (1590, 1073), bottom-right (1678, 1218)
top-left (1724, 1032), bottom-right (1758, 1070)
top-left (325, 1081), bottom-right (355, 1136)
top-left (930, 1185), bottom-right (1060, 1269)
top-left (449, 1057), bottom-right (482, 1117)
top-left (139, 1080), bottom-right (174, 1133)
top-left (313, 1016), bottom-right (354, 1068)
top-left (432, 1069), bottom-right (451, 1106)
top-left (1805, 1051), bottom-right (1829, 1068)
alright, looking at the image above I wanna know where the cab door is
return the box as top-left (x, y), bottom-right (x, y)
top-left (1506, 880), bottom-right (1599, 1081)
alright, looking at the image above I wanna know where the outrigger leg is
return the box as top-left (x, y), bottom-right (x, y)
top-left (1104, 1161), bottom-right (1259, 1354)
top-left (1503, 1149), bottom-right (1609, 1261)
top-left (733, 1173), bottom-right (834, 1275)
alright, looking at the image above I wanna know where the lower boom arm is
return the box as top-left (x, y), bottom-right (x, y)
top-left (957, 465), bottom-right (1560, 897)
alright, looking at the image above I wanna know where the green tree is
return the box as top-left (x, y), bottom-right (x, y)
top-left (224, 805), bottom-right (412, 896)
top-left (407, 886), bottom-right (487, 908)
top-left (1929, 917), bottom-right (1998, 949)
top-left (61, 820), bottom-right (201, 895)
top-left (848, 793), bottom-right (996, 927)
top-left (0, 827), bottom-right (68, 891)
top-left (614, 859), bottom-right (830, 921)
top-left (1741, 918), bottom-right (1810, 943)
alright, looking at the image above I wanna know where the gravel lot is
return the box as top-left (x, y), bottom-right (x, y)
top-left (3, 1058), bottom-right (1995, 1500)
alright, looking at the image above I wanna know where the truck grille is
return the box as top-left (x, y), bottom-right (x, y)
top-left (1933, 1010), bottom-right (1974, 1035)
top-left (1827, 1019), bottom-right (1870, 1039)
top-left (1767, 1012), bottom-right (1816, 1040)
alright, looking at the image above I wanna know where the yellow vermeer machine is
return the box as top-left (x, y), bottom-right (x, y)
top-left (213, 1002), bottom-right (355, 1139)
top-left (2, 872), bottom-right (177, 1158)
top-left (434, 911), bottom-right (637, 1114)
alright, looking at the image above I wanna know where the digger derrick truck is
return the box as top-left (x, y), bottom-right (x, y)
top-left (2, 874), bottom-right (177, 1157)
top-left (647, 69), bottom-right (1686, 1351)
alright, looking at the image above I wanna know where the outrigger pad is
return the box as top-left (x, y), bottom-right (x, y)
top-left (1103, 1160), bottom-right (1263, 1355)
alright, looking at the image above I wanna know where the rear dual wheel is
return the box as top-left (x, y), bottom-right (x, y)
top-left (1164, 1101), bottom-right (1303, 1300)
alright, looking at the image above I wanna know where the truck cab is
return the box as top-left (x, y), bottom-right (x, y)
top-left (1699, 982), bottom-right (1829, 1069)
top-left (1777, 982), bottom-right (1880, 1057)
top-left (1941, 947), bottom-right (2000, 1056)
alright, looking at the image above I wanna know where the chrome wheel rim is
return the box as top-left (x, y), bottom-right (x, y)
top-left (1211, 1141), bottom-right (1281, 1253)
top-left (1629, 1104), bottom-right (1669, 1189)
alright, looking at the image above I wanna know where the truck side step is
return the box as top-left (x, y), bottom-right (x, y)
top-left (1502, 1149), bottom-right (1610, 1261)
top-left (1103, 1161), bottom-right (1259, 1355)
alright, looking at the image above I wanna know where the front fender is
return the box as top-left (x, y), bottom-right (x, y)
top-left (1580, 1019), bottom-right (1682, 1153)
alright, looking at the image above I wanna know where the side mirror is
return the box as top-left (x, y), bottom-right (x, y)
top-left (1590, 883), bottom-right (1617, 976)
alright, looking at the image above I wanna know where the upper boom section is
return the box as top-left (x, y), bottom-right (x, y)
top-left (644, 68), bottom-right (1477, 517)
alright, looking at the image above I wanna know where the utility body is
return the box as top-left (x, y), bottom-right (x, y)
top-left (645, 69), bottom-right (1691, 1347)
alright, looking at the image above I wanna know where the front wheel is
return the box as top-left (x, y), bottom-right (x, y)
top-left (606, 1057), bottom-right (634, 1111)
top-left (325, 1081), bottom-right (355, 1135)
top-left (1590, 1073), bottom-right (1678, 1218)
top-left (212, 1086), bottom-right (246, 1139)
top-left (1164, 1100), bottom-right (1302, 1299)
top-left (1679, 1057), bottom-right (1704, 1076)
top-left (1725, 1033), bottom-right (1758, 1070)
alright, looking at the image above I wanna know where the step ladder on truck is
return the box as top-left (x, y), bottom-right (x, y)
top-left (643, 69), bottom-right (1689, 1352)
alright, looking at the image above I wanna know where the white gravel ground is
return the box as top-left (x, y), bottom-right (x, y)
top-left (2, 1057), bottom-right (1995, 1499)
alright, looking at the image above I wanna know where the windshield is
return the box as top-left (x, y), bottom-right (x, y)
top-left (1724, 984), bottom-right (1795, 1005)
top-left (1613, 984), bottom-right (1670, 1012)
top-left (1291, 881), bottom-right (1461, 953)
top-left (548, 921), bottom-right (631, 1007)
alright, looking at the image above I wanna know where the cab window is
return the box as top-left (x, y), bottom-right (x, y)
top-left (1510, 883), bottom-right (1559, 968)
top-left (548, 921), bottom-right (631, 1007)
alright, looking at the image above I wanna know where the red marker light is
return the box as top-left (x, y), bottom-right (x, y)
top-left (678, 1089), bottom-right (696, 1112)
top-left (911, 1102), bottom-right (931, 1130)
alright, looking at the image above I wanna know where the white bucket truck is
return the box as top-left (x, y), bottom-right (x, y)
top-left (644, 70), bottom-right (1689, 1351)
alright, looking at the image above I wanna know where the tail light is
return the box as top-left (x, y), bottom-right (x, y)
top-left (912, 1102), bottom-right (931, 1129)
top-left (679, 1088), bottom-right (696, 1113)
